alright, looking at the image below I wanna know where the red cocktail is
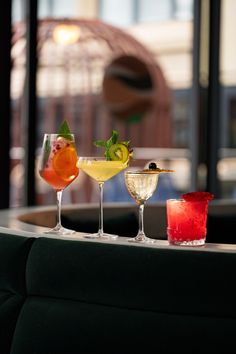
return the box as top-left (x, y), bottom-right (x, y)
top-left (167, 198), bottom-right (209, 246)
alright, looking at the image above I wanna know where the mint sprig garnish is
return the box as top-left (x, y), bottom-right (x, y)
top-left (57, 120), bottom-right (73, 140)
top-left (43, 136), bottom-right (51, 167)
top-left (42, 120), bottom-right (73, 167)
top-left (94, 130), bottom-right (131, 160)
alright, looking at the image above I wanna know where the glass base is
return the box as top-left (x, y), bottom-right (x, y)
top-left (44, 225), bottom-right (76, 235)
top-left (83, 232), bottom-right (118, 240)
top-left (169, 238), bottom-right (205, 246)
top-left (127, 232), bottom-right (156, 244)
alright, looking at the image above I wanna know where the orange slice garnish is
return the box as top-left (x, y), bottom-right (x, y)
top-left (52, 146), bottom-right (79, 181)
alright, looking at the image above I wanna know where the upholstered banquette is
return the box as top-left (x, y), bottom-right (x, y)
top-left (1, 225), bottom-right (236, 354)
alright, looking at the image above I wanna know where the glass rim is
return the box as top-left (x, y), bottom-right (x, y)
top-left (78, 156), bottom-right (107, 159)
top-left (125, 170), bottom-right (160, 175)
top-left (78, 157), bottom-right (126, 161)
top-left (167, 198), bottom-right (208, 203)
top-left (43, 133), bottom-right (75, 137)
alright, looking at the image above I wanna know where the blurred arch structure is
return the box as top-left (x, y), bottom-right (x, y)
top-left (11, 18), bottom-right (173, 203)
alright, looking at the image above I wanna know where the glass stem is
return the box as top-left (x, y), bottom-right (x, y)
top-left (98, 182), bottom-right (104, 236)
top-left (56, 190), bottom-right (63, 228)
top-left (138, 203), bottom-right (145, 235)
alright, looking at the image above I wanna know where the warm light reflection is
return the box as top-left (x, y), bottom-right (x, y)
top-left (52, 24), bottom-right (80, 45)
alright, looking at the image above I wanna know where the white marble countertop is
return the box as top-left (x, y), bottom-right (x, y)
top-left (0, 204), bottom-right (236, 254)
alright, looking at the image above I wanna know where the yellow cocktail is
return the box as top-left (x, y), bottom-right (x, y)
top-left (78, 157), bottom-right (128, 239)
top-left (78, 160), bottom-right (126, 183)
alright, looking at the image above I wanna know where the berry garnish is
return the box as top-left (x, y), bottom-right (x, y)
top-left (143, 162), bottom-right (174, 173)
top-left (182, 191), bottom-right (214, 201)
top-left (149, 162), bottom-right (157, 169)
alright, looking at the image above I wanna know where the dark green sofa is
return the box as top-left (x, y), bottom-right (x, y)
top-left (1, 231), bottom-right (236, 354)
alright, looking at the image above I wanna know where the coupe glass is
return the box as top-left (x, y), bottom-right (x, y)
top-left (78, 157), bottom-right (128, 239)
top-left (125, 170), bottom-right (159, 243)
top-left (38, 133), bottom-right (79, 235)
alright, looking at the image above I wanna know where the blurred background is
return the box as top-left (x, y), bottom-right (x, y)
top-left (1, 0), bottom-right (236, 208)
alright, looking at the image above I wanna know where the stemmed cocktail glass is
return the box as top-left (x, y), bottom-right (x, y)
top-left (78, 157), bottom-right (128, 239)
top-left (125, 170), bottom-right (159, 243)
top-left (38, 133), bottom-right (79, 235)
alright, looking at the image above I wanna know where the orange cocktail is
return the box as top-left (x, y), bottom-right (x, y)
top-left (39, 136), bottom-right (79, 191)
top-left (38, 133), bottom-right (79, 235)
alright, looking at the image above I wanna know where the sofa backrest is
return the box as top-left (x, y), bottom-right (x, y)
top-left (0, 234), bottom-right (34, 354)
top-left (1, 232), bottom-right (236, 354)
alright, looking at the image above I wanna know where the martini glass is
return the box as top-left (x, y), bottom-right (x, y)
top-left (78, 157), bottom-right (128, 239)
top-left (38, 133), bottom-right (79, 235)
top-left (125, 170), bottom-right (159, 243)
